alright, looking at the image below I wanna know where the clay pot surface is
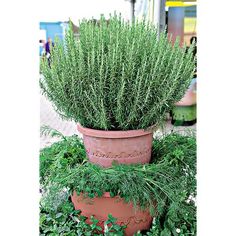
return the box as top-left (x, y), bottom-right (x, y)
top-left (71, 191), bottom-right (153, 236)
top-left (175, 90), bottom-right (196, 106)
top-left (77, 124), bottom-right (153, 167)
top-left (175, 78), bottom-right (197, 106)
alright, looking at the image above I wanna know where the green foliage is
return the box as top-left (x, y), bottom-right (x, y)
top-left (40, 199), bottom-right (195, 236)
top-left (40, 133), bottom-right (86, 185)
top-left (40, 201), bottom-right (80, 236)
top-left (40, 14), bottom-right (196, 130)
top-left (40, 201), bottom-right (126, 235)
top-left (40, 125), bottom-right (66, 140)
top-left (104, 214), bottom-right (126, 235)
top-left (134, 200), bottom-right (196, 236)
top-left (152, 132), bottom-right (196, 198)
top-left (40, 132), bottom-right (196, 235)
top-left (159, 200), bottom-right (196, 236)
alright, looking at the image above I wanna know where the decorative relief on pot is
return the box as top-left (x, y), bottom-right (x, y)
top-left (83, 213), bottom-right (151, 225)
top-left (76, 197), bottom-right (94, 205)
top-left (78, 125), bottom-right (153, 166)
top-left (85, 147), bottom-right (151, 159)
top-left (71, 191), bottom-right (153, 236)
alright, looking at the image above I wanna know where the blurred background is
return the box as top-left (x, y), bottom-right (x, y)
top-left (39, 0), bottom-right (196, 56)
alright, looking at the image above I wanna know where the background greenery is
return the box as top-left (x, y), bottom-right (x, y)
top-left (40, 14), bottom-right (196, 130)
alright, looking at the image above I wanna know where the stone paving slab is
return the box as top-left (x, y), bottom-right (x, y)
top-left (40, 94), bottom-right (81, 148)
top-left (40, 94), bottom-right (196, 149)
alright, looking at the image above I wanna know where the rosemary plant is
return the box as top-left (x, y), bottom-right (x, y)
top-left (40, 14), bottom-right (196, 130)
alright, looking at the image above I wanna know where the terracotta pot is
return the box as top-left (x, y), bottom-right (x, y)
top-left (77, 124), bottom-right (153, 167)
top-left (175, 78), bottom-right (197, 106)
top-left (71, 191), bottom-right (153, 236)
top-left (175, 90), bottom-right (196, 106)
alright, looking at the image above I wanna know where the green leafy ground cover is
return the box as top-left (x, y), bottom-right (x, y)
top-left (40, 131), bottom-right (196, 235)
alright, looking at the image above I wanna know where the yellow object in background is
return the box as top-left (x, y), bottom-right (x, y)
top-left (166, 1), bottom-right (196, 7)
top-left (184, 17), bottom-right (196, 46)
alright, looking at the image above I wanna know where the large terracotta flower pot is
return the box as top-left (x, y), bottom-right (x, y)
top-left (71, 191), bottom-right (153, 236)
top-left (77, 124), bottom-right (153, 167)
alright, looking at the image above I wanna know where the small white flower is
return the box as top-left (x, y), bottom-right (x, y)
top-left (104, 224), bottom-right (108, 233)
top-left (176, 228), bottom-right (181, 233)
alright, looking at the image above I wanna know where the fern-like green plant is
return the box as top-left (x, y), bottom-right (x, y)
top-left (40, 125), bottom-right (66, 140)
top-left (40, 133), bottom-right (196, 219)
top-left (40, 14), bottom-right (196, 130)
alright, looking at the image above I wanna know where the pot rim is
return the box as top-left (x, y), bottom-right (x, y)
top-left (73, 191), bottom-right (117, 198)
top-left (77, 123), bottom-right (153, 139)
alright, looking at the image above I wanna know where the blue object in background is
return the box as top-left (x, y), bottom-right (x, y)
top-left (39, 22), bottom-right (68, 55)
top-left (168, 7), bottom-right (185, 45)
top-left (185, 5), bottom-right (196, 18)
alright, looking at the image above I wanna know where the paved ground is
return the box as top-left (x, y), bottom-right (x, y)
top-left (40, 94), bottom-right (196, 149)
top-left (40, 94), bottom-right (80, 148)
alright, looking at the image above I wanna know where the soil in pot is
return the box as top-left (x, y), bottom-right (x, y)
top-left (77, 124), bottom-right (153, 167)
top-left (71, 191), bottom-right (153, 236)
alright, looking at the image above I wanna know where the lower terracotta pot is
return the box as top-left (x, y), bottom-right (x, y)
top-left (77, 124), bottom-right (153, 167)
top-left (71, 191), bottom-right (153, 236)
